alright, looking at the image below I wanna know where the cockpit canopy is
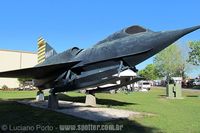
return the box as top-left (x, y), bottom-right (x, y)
top-left (125, 25), bottom-right (147, 34)
top-left (64, 47), bottom-right (83, 58)
top-left (95, 25), bottom-right (150, 46)
top-left (70, 47), bottom-right (82, 55)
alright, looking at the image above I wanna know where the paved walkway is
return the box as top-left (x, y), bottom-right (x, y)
top-left (18, 100), bottom-right (152, 121)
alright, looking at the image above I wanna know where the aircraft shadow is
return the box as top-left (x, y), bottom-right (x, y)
top-left (4, 93), bottom-right (137, 107)
top-left (55, 93), bottom-right (138, 107)
top-left (94, 118), bottom-right (160, 133)
top-left (0, 100), bottom-right (161, 133)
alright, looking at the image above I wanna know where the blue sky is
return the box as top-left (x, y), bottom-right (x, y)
top-left (0, 0), bottom-right (199, 77)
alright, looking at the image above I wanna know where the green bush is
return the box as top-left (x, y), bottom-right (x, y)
top-left (193, 85), bottom-right (200, 89)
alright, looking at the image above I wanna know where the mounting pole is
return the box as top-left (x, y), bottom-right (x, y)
top-left (48, 89), bottom-right (59, 109)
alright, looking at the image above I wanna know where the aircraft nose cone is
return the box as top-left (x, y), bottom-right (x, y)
top-left (163, 25), bottom-right (200, 42)
top-left (154, 25), bottom-right (200, 52)
top-left (166, 25), bottom-right (200, 38)
top-left (182, 25), bottom-right (200, 34)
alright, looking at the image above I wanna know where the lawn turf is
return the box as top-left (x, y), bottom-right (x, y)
top-left (0, 88), bottom-right (200, 133)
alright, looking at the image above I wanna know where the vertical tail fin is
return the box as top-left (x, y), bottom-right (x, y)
top-left (37, 37), bottom-right (57, 64)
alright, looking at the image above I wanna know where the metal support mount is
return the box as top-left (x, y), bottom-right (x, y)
top-left (85, 90), bottom-right (96, 106)
top-left (48, 89), bottom-right (59, 109)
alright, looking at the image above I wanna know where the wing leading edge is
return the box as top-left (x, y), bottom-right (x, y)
top-left (0, 61), bottom-right (80, 79)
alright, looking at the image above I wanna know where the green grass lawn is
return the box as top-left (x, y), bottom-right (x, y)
top-left (0, 88), bottom-right (200, 133)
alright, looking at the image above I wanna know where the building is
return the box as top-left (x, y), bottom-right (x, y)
top-left (0, 49), bottom-right (37, 88)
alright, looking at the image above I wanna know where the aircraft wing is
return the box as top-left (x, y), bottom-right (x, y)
top-left (83, 48), bottom-right (152, 66)
top-left (0, 61), bottom-right (80, 78)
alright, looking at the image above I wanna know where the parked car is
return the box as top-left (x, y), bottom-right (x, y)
top-left (186, 79), bottom-right (195, 88)
top-left (139, 81), bottom-right (151, 90)
top-left (193, 79), bottom-right (200, 86)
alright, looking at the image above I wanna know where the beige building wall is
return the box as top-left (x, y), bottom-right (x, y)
top-left (0, 50), bottom-right (37, 88)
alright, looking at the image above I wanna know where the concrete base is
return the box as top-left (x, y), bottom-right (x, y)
top-left (36, 91), bottom-right (44, 102)
top-left (166, 97), bottom-right (184, 99)
top-left (36, 94), bottom-right (44, 101)
top-left (85, 94), bottom-right (96, 106)
top-left (48, 94), bottom-right (59, 109)
top-left (18, 100), bottom-right (153, 121)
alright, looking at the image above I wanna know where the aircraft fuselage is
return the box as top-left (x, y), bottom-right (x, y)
top-left (34, 25), bottom-right (200, 93)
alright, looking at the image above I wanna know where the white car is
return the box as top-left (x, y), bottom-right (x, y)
top-left (193, 79), bottom-right (200, 86)
top-left (139, 81), bottom-right (151, 90)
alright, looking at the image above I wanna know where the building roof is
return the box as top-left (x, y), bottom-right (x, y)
top-left (0, 49), bottom-right (37, 54)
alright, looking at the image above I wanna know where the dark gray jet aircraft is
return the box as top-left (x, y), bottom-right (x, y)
top-left (0, 25), bottom-right (200, 95)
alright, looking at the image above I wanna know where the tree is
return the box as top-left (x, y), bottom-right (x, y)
top-left (138, 64), bottom-right (159, 80)
top-left (2, 85), bottom-right (8, 90)
top-left (187, 41), bottom-right (200, 66)
top-left (18, 78), bottom-right (32, 86)
top-left (154, 44), bottom-right (186, 78)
